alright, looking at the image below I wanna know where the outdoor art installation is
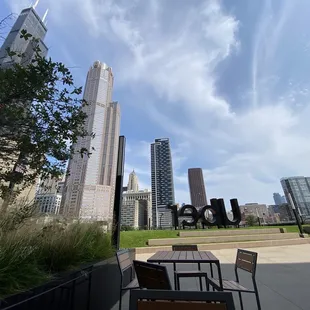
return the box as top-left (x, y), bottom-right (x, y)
top-left (168, 198), bottom-right (241, 230)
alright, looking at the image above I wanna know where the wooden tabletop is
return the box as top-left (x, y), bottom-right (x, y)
top-left (147, 251), bottom-right (219, 264)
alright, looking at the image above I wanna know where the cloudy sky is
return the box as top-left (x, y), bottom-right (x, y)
top-left (2, 0), bottom-right (310, 206)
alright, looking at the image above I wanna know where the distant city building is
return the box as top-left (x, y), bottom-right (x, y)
top-left (188, 168), bottom-right (207, 208)
top-left (0, 5), bottom-right (48, 67)
top-left (270, 204), bottom-right (294, 222)
top-left (121, 189), bottom-right (151, 229)
top-left (127, 170), bottom-right (139, 192)
top-left (281, 176), bottom-right (310, 216)
top-left (150, 138), bottom-right (175, 228)
top-left (35, 177), bottom-right (63, 214)
top-left (239, 203), bottom-right (269, 224)
top-left (61, 61), bottom-right (120, 222)
top-left (273, 193), bottom-right (286, 205)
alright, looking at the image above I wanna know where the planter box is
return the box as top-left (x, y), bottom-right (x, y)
top-left (0, 248), bottom-right (136, 310)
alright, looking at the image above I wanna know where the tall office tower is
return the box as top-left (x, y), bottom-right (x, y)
top-left (273, 192), bottom-right (283, 206)
top-left (0, 5), bottom-right (48, 67)
top-left (150, 138), bottom-right (175, 228)
top-left (188, 168), bottom-right (207, 208)
top-left (60, 61), bottom-right (120, 222)
top-left (127, 170), bottom-right (139, 192)
top-left (281, 176), bottom-right (310, 216)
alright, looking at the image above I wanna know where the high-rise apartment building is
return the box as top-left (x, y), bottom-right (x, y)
top-left (0, 6), bottom-right (48, 67)
top-left (188, 168), bottom-right (207, 208)
top-left (273, 192), bottom-right (286, 205)
top-left (281, 176), bottom-right (310, 216)
top-left (127, 170), bottom-right (139, 192)
top-left (61, 61), bottom-right (120, 222)
top-left (150, 138), bottom-right (175, 228)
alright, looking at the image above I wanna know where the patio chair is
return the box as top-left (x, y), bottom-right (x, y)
top-left (130, 289), bottom-right (236, 310)
top-left (116, 249), bottom-right (139, 310)
top-left (133, 260), bottom-right (172, 290)
top-left (172, 244), bottom-right (208, 291)
top-left (207, 249), bottom-right (261, 310)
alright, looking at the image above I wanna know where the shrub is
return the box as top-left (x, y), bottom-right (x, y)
top-left (245, 215), bottom-right (258, 227)
top-left (0, 210), bottom-right (114, 298)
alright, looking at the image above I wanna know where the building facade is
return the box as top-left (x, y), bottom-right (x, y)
top-left (188, 168), bottom-right (207, 208)
top-left (281, 176), bottom-right (310, 216)
top-left (150, 138), bottom-right (175, 228)
top-left (239, 203), bottom-right (269, 224)
top-left (273, 193), bottom-right (286, 205)
top-left (0, 6), bottom-right (48, 67)
top-left (35, 177), bottom-right (63, 214)
top-left (121, 189), bottom-right (151, 229)
top-left (127, 170), bottom-right (139, 192)
top-left (60, 61), bottom-right (120, 222)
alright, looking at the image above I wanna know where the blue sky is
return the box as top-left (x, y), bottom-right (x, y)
top-left (2, 0), bottom-right (310, 206)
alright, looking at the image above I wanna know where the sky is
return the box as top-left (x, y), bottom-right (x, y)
top-left (2, 0), bottom-right (310, 206)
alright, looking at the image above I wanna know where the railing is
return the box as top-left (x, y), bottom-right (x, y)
top-left (0, 265), bottom-right (95, 310)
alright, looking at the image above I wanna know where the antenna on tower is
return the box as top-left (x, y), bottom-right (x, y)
top-left (33, 0), bottom-right (40, 9)
top-left (42, 8), bottom-right (49, 23)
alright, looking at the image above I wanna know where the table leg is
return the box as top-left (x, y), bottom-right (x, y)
top-left (210, 263), bottom-right (215, 291)
top-left (217, 262), bottom-right (223, 291)
top-left (198, 263), bottom-right (203, 291)
top-left (173, 263), bottom-right (176, 290)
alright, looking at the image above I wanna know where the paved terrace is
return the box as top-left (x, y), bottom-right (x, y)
top-left (114, 244), bottom-right (310, 310)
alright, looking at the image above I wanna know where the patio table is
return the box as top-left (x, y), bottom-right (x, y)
top-left (147, 250), bottom-right (223, 290)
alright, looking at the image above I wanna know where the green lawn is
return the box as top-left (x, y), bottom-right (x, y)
top-left (120, 225), bottom-right (307, 248)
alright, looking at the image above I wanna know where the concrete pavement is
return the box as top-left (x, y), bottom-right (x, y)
top-left (131, 244), bottom-right (310, 310)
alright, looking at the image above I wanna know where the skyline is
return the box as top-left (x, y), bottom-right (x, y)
top-left (2, 0), bottom-right (310, 206)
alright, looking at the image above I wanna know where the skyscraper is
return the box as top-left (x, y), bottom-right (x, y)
top-left (150, 138), bottom-right (175, 228)
top-left (127, 170), bottom-right (139, 192)
top-left (273, 192), bottom-right (283, 205)
top-left (281, 176), bottom-right (310, 216)
top-left (188, 168), bottom-right (207, 208)
top-left (0, 5), bottom-right (48, 67)
top-left (61, 61), bottom-right (120, 222)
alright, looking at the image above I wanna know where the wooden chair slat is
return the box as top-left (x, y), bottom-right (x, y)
top-left (172, 244), bottom-right (198, 251)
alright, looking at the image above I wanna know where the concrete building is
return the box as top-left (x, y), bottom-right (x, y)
top-left (35, 177), bottom-right (63, 214)
top-left (150, 138), bottom-right (175, 228)
top-left (121, 189), bottom-right (151, 229)
top-left (0, 5), bottom-right (48, 67)
top-left (188, 168), bottom-right (207, 208)
top-left (61, 61), bottom-right (120, 222)
top-left (281, 176), bottom-right (310, 216)
top-left (239, 203), bottom-right (269, 224)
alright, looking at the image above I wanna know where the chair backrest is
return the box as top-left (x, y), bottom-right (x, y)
top-left (133, 260), bottom-right (172, 290)
top-left (235, 249), bottom-right (258, 275)
top-left (172, 244), bottom-right (198, 251)
top-left (130, 289), bottom-right (236, 310)
top-left (116, 249), bottom-right (133, 275)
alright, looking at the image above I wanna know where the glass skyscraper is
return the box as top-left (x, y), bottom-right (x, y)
top-left (60, 61), bottom-right (121, 222)
top-left (281, 176), bottom-right (310, 216)
top-left (0, 7), bottom-right (48, 67)
top-left (150, 138), bottom-right (175, 228)
top-left (188, 168), bottom-right (207, 208)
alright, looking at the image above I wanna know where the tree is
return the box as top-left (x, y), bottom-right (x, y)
top-left (245, 215), bottom-right (258, 227)
top-left (0, 29), bottom-right (92, 211)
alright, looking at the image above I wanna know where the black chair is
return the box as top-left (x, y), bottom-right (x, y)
top-left (133, 260), bottom-right (172, 290)
top-left (130, 289), bottom-right (236, 310)
top-left (116, 249), bottom-right (139, 310)
top-left (207, 249), bottom-right (261, 310)
top-left (172, 244), bottom-right (208, 291)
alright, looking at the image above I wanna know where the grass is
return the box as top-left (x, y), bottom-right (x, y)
top-left (0, 216), bottom-right (114, 298)
top-left (120, 225), bottom-right (309, 248)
